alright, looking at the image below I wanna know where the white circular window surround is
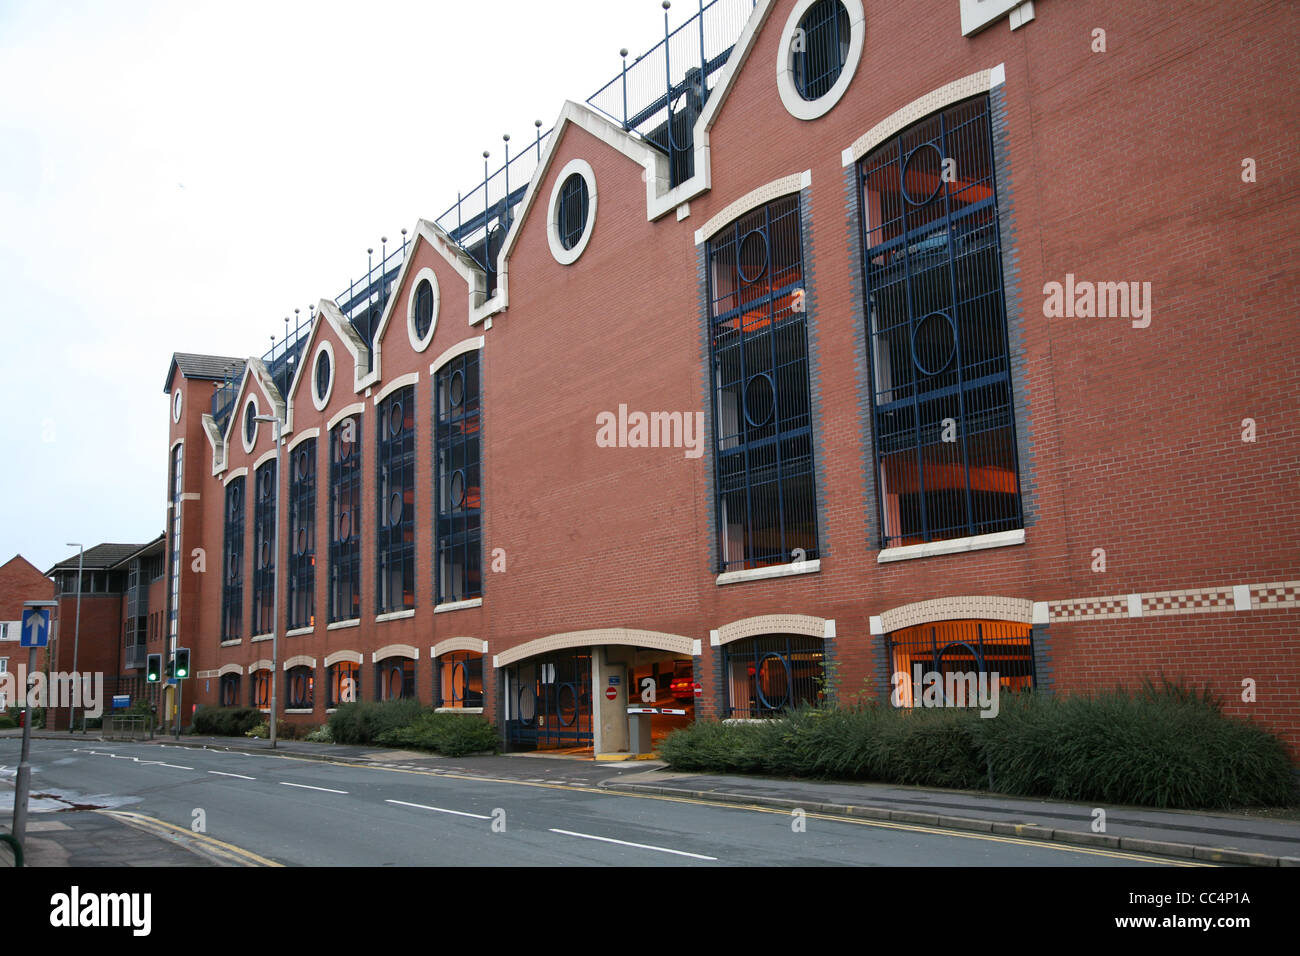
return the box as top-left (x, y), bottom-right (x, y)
top-left (406, 267), bottom-right (440, 353)
top-left (546, 158), bottom-right (597, 266)
top-left (311, 340), bottom-right (336, 412)
top-left (172, 389), bottom-right (183, 423)
top-left (776, 0), bottom-right (865, 122)
top-left (241, 394), bottom-right (260, 454)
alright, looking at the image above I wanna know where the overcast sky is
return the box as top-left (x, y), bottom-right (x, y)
top-left (0, 0), bottom-right (695, 574)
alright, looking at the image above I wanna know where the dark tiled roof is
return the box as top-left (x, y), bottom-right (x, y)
top-left (164, 353), bottom-right (246, 392)
top-left (47, 543), bottom-right (150, 574)
top-left (109, 534), bottom-right (167, 569)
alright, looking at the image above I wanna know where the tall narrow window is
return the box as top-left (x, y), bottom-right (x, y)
top-left (167, 444), bottom-right (183, 647)
top-left (435, 352), bottom-right (482, 603)
top-left (377, 387), bottom-right (416, 613)
top-left (252, 460), bottom-right (277, 635)
top-left (221, 476), bottom-right (245, 641)
top-left (327, 661), bottom-right (359, 708)
top-left (858, 95), bottom-right (1022, 547)
top-left (706, 194), bottom-right (819, 572)
top-left (329, 416), bottom-right (363, 622)
top-left (287, 439), bottom-right (316, 630)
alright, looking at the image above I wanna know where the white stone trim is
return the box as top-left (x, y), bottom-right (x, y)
top-left (877, 596), bottom-right (1034, 633)
top-left (287, 427), bottom-right (319, 453)
top-left (240, 393), bottom-right (261, 454)
top-left (219, 639), bottom-right (241, 647)
top-left (713, 614), bottom-right (827, 646)
top-left (285, 708), bottom-right (313, 715)
top-left (429, 337), bottom-right (484, 376)
top-left (495, 628), bottom-right (695, 668)
top-left (823, 619), bottom-right (836, 639)
top-left (222, 467), bottom-right (248, 486)
top-left (285, 626), bottom-right (314, 638)
top-left (546, 158), bottom-right (598, 266)
top-left (432, 637), bottom-right (488, 657)
top-left (372, 643), bottom-right (419, 662)
top-left (434, 598), bottom-right (483, 614)
top-left (324, 649), bottom-right (363, 667)
top-left (709, 629), bottom-right (721, 647)
top-left (775, 0), bottom-right (865, 121)
top-left (1127, 594), bottom-right (1144, 618)
top-left (1233, 585), bottom-right (1252, 611)
top-left (842, 67), bottom-right (1004, 167)
top-left (311, 339), bottom-right (335, 411)
top-left (1031, 602), bottom-right (1049, 625)
top-left (373, 372), bottom-right (418, 407)
top-left (249, 659), bottom-right (273, 673)
top-left (695, 170), bottom-right (810, 245)
top-left (327, 403), bottom-right (366, 431)
top-left (435, 706), bottom-right (484, 715)
top-left (326, 618), bottom-right (361, 631)
top-left (406, 267), bottom-right (440, 353)
top-left (252, 447), bottom-right (277, 471)
top-left (250, 633), bottom-right (273, 643)
top-left (716, 559), bottom-right (820, 586)
top-left (375, 609), bottom-right (416, 623)
top-left (180, 492), bottom-right (200, 502)
top-left (283, 655), bottom-right (316, 670)
top-left (869, 616), bottom-right (884, 635)
top-left (217, 663), bottom-right (243, 677)
top-left (172, 389), bottom-right (183, 423)
top-left (877, 529), bottom-right (1025, 563)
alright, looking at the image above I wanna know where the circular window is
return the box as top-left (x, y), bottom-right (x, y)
top-left (406, 269), bottom-right (440, 352)
top-left (242, 400), bottom-right (258, 452)
top-left (311, 341), bottom-right (335, 411)
top-left (546, 159), bottom-right (597, 265)
top-left (449, 369), bottom-right (465, 409)
top-left (777, 0), bottom-right (864, 121)
top-left (172, 389), bottom-right (183, 423)
top-left (387, 400), bottom-right (404, 437)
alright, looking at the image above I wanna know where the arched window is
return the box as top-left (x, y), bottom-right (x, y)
top-left (376, 657), bottom-right (416, 701)
top-left (219, 673), bottom-right (240, 707)
top-left (252, 460), bottom-right (277, 635)
top-left (329, 416), bottom-right (363, 622)
top-left (221, 477), bottom-right (245, 641)
top-left (287, 440), bottom-right (316, 630)
top-left (251, 670), bottom-right (272, 710)
top-left (285, 666), bottom-right (314, 710)
top-left (887, 620), bottom-right (1034, 707)
top-left (376, 387), bottom-right (415, 614)
top-left (327, 661), bottom-right (360, 708)
top-left (435, 351), bottom-right (482, 604)
top-left (437, 651), bottom-right (484, 708)
top-left (722, 634), bottom-right (825, 718)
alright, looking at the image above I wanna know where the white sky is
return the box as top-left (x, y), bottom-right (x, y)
top-left (0, 0), bottom-right (681, 574)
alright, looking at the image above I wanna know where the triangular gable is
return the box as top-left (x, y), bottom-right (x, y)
top-left (220, 358), bottom-right (286, 452)
top-left (364, 219), bottom-right (486, 387)
top-left (283, 299), bottom-right (371, 431)
top-left (203, 412), bottom-right (228, 476)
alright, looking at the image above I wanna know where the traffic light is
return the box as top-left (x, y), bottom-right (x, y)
top-left (174, 648), bottom-right (190, 680)
top-left (146, 654), bottom-right (162, 683)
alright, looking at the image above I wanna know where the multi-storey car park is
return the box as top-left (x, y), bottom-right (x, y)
top-left (155, 0), bottom-right (1299, 757)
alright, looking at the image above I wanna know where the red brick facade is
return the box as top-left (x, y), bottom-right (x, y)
top-left (164, 0), bottom-right (1300, 754)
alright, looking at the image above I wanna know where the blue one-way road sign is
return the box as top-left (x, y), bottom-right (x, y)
top-left (20, 608), bottom-right (50, 647)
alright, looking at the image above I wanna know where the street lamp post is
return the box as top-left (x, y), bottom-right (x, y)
top-left (254, 414), bottom-right (282, 749)
top-left (65, 542), bottom-right (83, 732)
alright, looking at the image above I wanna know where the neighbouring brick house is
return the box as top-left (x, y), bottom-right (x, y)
top-left (0, 555), bottom-right (56, 710)
top-left (158, 0), bottom-right (1300, 755)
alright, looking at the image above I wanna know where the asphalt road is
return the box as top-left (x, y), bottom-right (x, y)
top-left (0, 738), bottom-right (1203, 867)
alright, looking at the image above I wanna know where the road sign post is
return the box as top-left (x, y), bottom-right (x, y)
top-left (13, 600), bottom-right (57, 847)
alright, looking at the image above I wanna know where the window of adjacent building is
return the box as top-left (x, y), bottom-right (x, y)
top-left (219, 673), bottom-right (240, 707)
top-left (327, 661), bottom-right (359, 708)
top-left (252, 460), bottom-right (277, 635)
top-left (435, 351), bottom-right (482, 604)
top-left (858, 95), bottom-right (1022, 548)
top-left (377, 387), bottom-right (416, 614)
top-left (437, 651), bottom-right (484, 709)
top-left (285, 666), bottom-right (314, 709)
top-left (287, 440), bottom-right (316, 630)
top-left (376, 657), bottom-right (415, 701)
top-left (706, 194), bottom-right (819, 572)
top-left (887, 620), bottom-right (1035, 707)
top-left (792, 0), bottom-right (851, 100)
top-left (329, 417), bottom-right (363, 622)
top-left (221, 477), bottom-right (245, 641)
top-left (723, 635), bottom-right (825, 718)
top-left (251, 670), bottom-right (271, 709)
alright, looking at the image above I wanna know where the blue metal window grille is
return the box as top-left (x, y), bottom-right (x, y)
top-left (315, 350), bottom-right (330, 403)
top-left (219, 673), bottom-right (240, 707)
top-left (887, 620), bottom-right (1035, 707)
top-left (287, 439), bottom-right (316, 630)
top-left (251, 671), bottom-right (271, 709)
top-left (505, 650), bottom-right (592, 750)
top-left (327, 661), bottom-right (359, 708)
top-left (858, 95), bottom-right (1022, 548)
top-left (167, 444), bottom-right (182, 645)
top-left (377, 387), bottom-right (416, 614)
top-left (220, 477), bottom-right (244, 641)
top-left (376, 658), bottom-right (416, 701)
top-left (329, 417), bottom-right (363, 622)
top-left (437, 651), bottom-right (484, 708)
top-left (722, 634), bottom-right (825, 718)
top-left (435, 351), bottom-right (482, 604)
top-left (252, 460), bottom-right (277, 635)
top-left (706, 194), bottom-right (819, 572)
top-left (413, 280), bottom-right (435, 340)
top-left (557, 174), bottom-right (589, 250)
top-left (285, 666), bottom-right (314, 709)
top-left (792, 0), bottom-right (850, 101)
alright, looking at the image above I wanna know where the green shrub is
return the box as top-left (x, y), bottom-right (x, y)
top-left (193, 706), bottom-right (263, 737)
top-left (375, 712), bottom-right (500, 756)
top-left (0, 716), bottom-right (15, 730)
top-left (304, 724), bottom-right (333, 743)
top-left (245, 722), bottom-right (269, 739)
top-left (327, 699), bottom-right (427, 745)
top-left (660, 683), bottom-right (1297, 809)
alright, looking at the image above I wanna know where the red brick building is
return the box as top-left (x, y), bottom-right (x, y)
top-left (0, 556), bottom-right (56, 711)
top-left (161, 0), bottom-right (1300, 755)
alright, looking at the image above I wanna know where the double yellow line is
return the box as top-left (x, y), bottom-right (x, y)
top-left (96, 810), bottom-right (282, 867)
